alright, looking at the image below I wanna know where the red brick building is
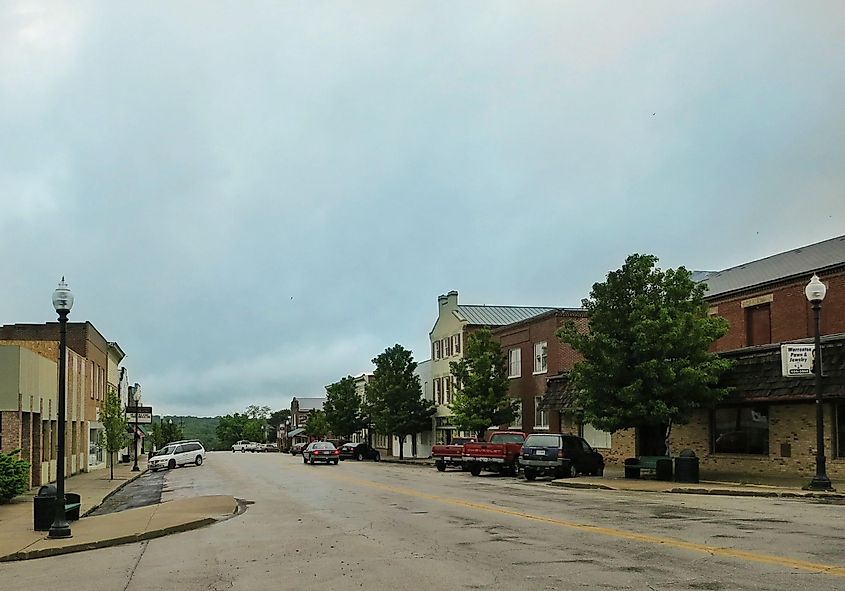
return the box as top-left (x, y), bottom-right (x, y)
top-left (491, 309), bottom-right (587, 434)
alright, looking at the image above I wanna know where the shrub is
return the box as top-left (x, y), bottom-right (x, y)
top-left (0, 450), bottom-right (30, 502)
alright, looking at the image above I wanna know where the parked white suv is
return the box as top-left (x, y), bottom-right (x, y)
top-left (149, 441), bottom-right (206, 471)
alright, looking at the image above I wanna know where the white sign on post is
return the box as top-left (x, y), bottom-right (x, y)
top-left (781, 343), bottom-right (815, 377)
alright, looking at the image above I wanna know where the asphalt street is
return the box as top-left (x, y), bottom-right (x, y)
top-left (1, 451), bottom-right (843, 590)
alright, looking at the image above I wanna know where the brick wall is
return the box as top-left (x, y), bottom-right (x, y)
top-left (0, 410), bottom-right (21, 453)
top-left (710, 270), bottom-right (845, 352)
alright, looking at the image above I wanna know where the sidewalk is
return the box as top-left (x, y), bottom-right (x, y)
top-left (0, 460), bottom-right (238, 562)
top-left (550, 466), bottom-right (845, 499)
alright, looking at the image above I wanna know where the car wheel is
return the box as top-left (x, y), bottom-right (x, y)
top-left (435, 461), bottom-right (446, 472)
top-left (356, 453), bottom-right (364, 461)
top-left (524, 468), bottom-right (537, 481)
top-left (556, 464), bottom-right (572, 479)
top-left (232, 449), bottom-right (235, 453)
top-left (195, 456), bottom-right (203, 466)
top-left (594, 465), bottom-right (605, 477)
top-left (374, 452), bottom-right (380, 462)
top-left (241, 449), bottom-right (246, 453)
top-left (469, 464), bottom-right (481, 476)
top-left (333, 460), bottom-right (339, 465)
top-left (168, 459), bottom-right (176, 470)
top-left (309, 457), bottom-right (315, 465)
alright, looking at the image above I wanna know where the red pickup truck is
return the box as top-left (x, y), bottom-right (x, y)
top-left (432, 437), bottom-right (477, 472)
top-left (462, 431), bottom-right (527, 477)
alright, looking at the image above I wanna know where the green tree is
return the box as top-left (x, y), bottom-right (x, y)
top-left (365, 344), bottom-right (433, 459)
top-left (99, 388), bottom-right (129, 480)
top-left (160, 419), bottom-right (184, 444)
top-left (268, 409), bottom-right (291, 431)
top-left (304, 410), bottom-right (330, 439)
top-left (558, 253), bottom-right (732, 454)
top-left (245, 405), bottom-right (271, 420)
top-left (244, 419), bottom-right (267, 443)
top-left (449, 329), bottom-right (517, 439)
top-left (324, 376), bottom-right (366, 439)
top-left (216, 413), bottom-right (249, 448)
top-left (0, 450), bottom-right (30, 503)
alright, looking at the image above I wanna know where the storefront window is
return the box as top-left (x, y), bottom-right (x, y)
top-left (712, 406), bottom-right (769, 454)
top-left (837, 403), bottom-right (845, 459)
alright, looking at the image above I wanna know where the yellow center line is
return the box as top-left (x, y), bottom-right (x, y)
top-left (319, 468), bottom-right (845, 578)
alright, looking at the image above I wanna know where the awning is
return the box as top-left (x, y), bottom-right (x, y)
top-left (539, 373), bottom-right (580, 411)
top-left (287, 428), bottom-right (306, 437)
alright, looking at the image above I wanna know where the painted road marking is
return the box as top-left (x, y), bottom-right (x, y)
top-left (317, 467), bottom-right (845, 578)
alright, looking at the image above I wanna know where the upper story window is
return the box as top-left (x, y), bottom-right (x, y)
top-left (433, 378), bottom-right (441, 405)
top-left (453, 333), bottom-right (461, 354)
top-left (745, 303), bottom-right (772, 346)
top-left (444, 337), bottom-right (452, 357)
top-left (508, 348), bottom-right (521, 378)
top-left (533, 342), bottom-right (548, 374)
top-left (443, 376), bottom-right (451, 404)
top-left (433, 340), bottom-right (441, 360)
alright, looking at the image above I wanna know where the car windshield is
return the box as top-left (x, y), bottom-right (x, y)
top-left (525, 435), bottom-right (561, 447)
top-left (490, 434), bottom-right (525, 444)
top-left (156, 446), bottom-right (175, 456)
top-left (312, 442), bottom-right (335, 450)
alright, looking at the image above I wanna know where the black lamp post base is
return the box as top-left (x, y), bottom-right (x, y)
top-left (131, 465), bottom-right (140, 472)
top-left (48, 521), bottom-right (72, 539)
top-left (803, 475), bottom-right (835, 492)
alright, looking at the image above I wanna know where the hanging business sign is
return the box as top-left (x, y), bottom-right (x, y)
top-left (125, 405), bottom-right (153, 424)
top-left (781, 343), bottom-right (815, 377)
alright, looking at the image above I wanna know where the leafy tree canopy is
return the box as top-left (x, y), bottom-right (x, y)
top-left (324, 376), bottom-right (365, 439)
top-left (99, 388), bottom-right (129, 480)
top-left (558, 253), bottom-right (732, 435)
top-left (366, 344), bottom-right (435, 458)
top-left (267, 409), bottom-right (291, 430)
top-left (304, 410), bottom-right (330, 439)
top-left (450, 329), bottom-right (517, 439)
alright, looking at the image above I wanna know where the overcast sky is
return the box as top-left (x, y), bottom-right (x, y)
top-left (1, 2), bottom-right (843, 417)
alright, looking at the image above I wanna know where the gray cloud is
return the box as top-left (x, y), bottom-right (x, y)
top-left (2, 1), bottom-right (843, 415)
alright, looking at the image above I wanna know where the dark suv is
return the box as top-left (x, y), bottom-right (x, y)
top-left (521, 434), bottom-right (605, 481)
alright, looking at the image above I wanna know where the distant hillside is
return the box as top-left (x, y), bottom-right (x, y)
top-left (155, 416), bottom-right (223, 451)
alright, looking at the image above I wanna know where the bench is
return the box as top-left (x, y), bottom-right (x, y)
top-left (624, 456), bottom-right (672, 480)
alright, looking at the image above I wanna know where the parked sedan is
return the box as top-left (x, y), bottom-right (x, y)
top-left (339, 442), bottom-right (381, 462)
top-left (289, 442), bottom-right (307, 455)
top-left (302, 441), bottom-right (340, 465)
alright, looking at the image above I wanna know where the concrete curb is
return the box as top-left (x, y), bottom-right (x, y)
top-left (550, 479), bottom-right (845, 499)
top-left (379, 458), bottom-right (435, 467)
top-left (2, 517), bottom-right (217, 562)
top-left (81, 468), bottom-right (149, 518)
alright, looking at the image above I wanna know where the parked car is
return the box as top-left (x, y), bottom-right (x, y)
top-left (149, 441), bottom-right (206, 471)
top-left (245, 442), bottom-right (264, 452)
top-left (339, 442), bottom-right (381, 462)
top-left (290, 442), bottom-right (307, 455)
top-left (232, 440), bottom-right (251, 453)
top-left (432, 437), bottom-right (476, 471)
top-left (302, 441), bottom-right (340, 465)
top-left (262, 443), bottom-right (279, 452)
top-left (521, 433), bottom-right (605, 481)
top-left (463, 431), bottom-right (526, 476)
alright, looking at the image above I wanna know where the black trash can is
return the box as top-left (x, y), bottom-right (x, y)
top-left (624, 458), bottom-right (640, 479)
top-left (674, 449), bottom-right (700, 483)
top-left (33, 484), bottom-right (57, 531)
top-left (655, 458), bottom-right (673, 481)
top-left (65, 492), bottom-right (81, 521)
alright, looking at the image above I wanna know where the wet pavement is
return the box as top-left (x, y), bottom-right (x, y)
top-left (88, 470), bottom-right (165, 516)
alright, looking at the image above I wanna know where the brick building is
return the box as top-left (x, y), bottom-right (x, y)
top-left (429, 291), bottom-right (558, 444)
top-left (542, 235), bottom-right (845, 480)
top-left (0, 321), bottom-right (112, 474)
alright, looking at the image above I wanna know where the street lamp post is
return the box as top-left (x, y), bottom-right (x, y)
top-left (49, 277), bottom-right (73, 539)
top-left (131, 384), bottom-right (141, 472)
top-left (804, 273), bottom-right (834, 491)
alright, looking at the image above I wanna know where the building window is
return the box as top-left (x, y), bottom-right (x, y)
top-left (581, 423), bottom-right (612, 449)
top-left (508, 348), bottom-right (521, 378)
top-left (433, 340), bottom-right (441, 360)
top-left (453, 334), bottom-right (461, 354)
top-left (837, 403), bottom-right (845, 459)
top-left (443, 376), bottom-right (451, 404)
top-left (433, 378), bottom-right (441, 405)
top-left (745, 304), bottom-right (772, 346)
top-left (534, 397), bottom-right (548, 429)
top-left (511, 401), bottom-right (522, 429)
top-left (533, 342), bottom-right (548, 374)
top-left (444, 337), bottom-right (452, 357)
top-left (712, 406), bottom-right (769, 454)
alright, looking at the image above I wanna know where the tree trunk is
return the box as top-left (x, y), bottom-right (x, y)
top-left (399, 435), bottom-right (405, 460)
top-left (109, 451), bottom-right (114, 480)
